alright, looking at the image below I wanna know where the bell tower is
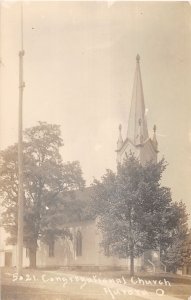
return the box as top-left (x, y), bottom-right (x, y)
top-left (116, 55), bottom-right (158, 165)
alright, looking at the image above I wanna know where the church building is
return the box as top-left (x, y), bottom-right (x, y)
top-left (0, 55), bottom-right (161, 271)
top-left (31, 55), bottom-right (160, 270)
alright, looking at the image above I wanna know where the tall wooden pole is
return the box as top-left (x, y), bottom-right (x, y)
top-left (0, 4), bottom-right (2, 124)
top-left (17, 2), bottom-right (25, 275)
top-left (0, 4), bottom-right (1, 127)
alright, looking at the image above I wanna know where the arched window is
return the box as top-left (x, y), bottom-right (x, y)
top-left (26, 248), bottom-right (29, 258)
top-left (76, 230), bottom-right (82, 256)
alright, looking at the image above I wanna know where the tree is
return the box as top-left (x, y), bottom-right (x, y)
top-left (91, 154), bottom-right (189, 275)
top-left (181, 230), bottom-right (191, 273)
top-left (161, 202), bottom-right (189, 273)
top-left (0, 122), bottom-right (85, 268)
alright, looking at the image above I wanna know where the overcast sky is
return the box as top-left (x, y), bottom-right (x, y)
top-left (0, 1), bottom-right (191, 223)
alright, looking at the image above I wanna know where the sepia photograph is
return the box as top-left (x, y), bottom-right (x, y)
top-left (0, 1), bottom-right (191, 299)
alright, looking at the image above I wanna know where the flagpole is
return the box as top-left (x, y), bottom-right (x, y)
top-left (17, 1), bottom-right (25, 275)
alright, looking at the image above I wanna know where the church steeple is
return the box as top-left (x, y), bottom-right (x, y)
top-left (127, 54), bottom-right (149, 145)
top-left (116, 55), bottom-right (158, 165)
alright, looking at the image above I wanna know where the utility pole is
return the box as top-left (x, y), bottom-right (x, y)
top-left (0, 4), bottom-right (2, 69)
top-left (17, 1), bottom-right (25, 275)
top-left (0, 4), bottom-right (3, 127)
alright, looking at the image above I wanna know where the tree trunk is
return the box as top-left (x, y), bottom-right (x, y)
top-left (130, 250), bottom-right (134, 276)
top-left (29, 248), bottom-right (37, 269)
top-left (129, 216), bottom-right (134, 276)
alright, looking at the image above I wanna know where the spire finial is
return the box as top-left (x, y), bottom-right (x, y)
top-left (117, 124), bottom-right (123, 151)
top-left (152, 124), bottom-right (158, 150)
top-left (136, 54), bottom-right (140, 63)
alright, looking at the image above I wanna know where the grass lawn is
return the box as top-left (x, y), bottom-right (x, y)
top-left (52, 269), bottom-right (191, 300)
top-left (63, 269), bottom-right (191, 299)
top-left (2, 285), bottom-right (149, 300)
top-left (1, 268), bottom-right (191, 300)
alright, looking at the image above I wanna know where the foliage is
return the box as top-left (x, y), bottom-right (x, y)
top-left (181, 230), bottom-right (191, 268)
top-left (91, 154), bottom-right (189, 275)
top-left (0, 122), bottom-right (85, 267)
top-left (161, 204), bottom-right (190, 272)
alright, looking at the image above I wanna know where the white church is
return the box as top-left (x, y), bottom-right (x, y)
top-left (0, 55), bottom-right (161, 271)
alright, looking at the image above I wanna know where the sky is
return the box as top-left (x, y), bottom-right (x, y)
top-left (0, 1), bottom-right (191, 223)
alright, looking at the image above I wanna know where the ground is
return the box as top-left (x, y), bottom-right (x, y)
top-left (1, 268), bottom-right (191, 300)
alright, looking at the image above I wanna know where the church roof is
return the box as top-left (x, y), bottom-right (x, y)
top-left (127, 54), bottom-right (149, 145)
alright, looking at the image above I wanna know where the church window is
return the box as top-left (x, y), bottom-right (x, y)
top-left (76, 230), bottom-right (82, 256)
top-left (49, 240), bottom-right (55, 257)
top-left (26, 248), bottom-right (29, 258)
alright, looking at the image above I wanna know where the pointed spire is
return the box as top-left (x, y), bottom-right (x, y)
top-left (152, 125), bottom-right (158, 150)
top-left (127, 55), bottom-right (149, 145)
top-left (117, 124), bottom-right (123, 150)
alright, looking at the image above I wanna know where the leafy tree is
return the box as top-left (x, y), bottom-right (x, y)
top-left (161, 203), bottom-right (189, 273)
top-left (0, 122), bottom-right (85, 268)
top-left (181, 230), bottom-right (191, 273)
top-left (91, 154), bottom-right (189, 275)
top-left (40, 188), bottom-right (92, 248)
